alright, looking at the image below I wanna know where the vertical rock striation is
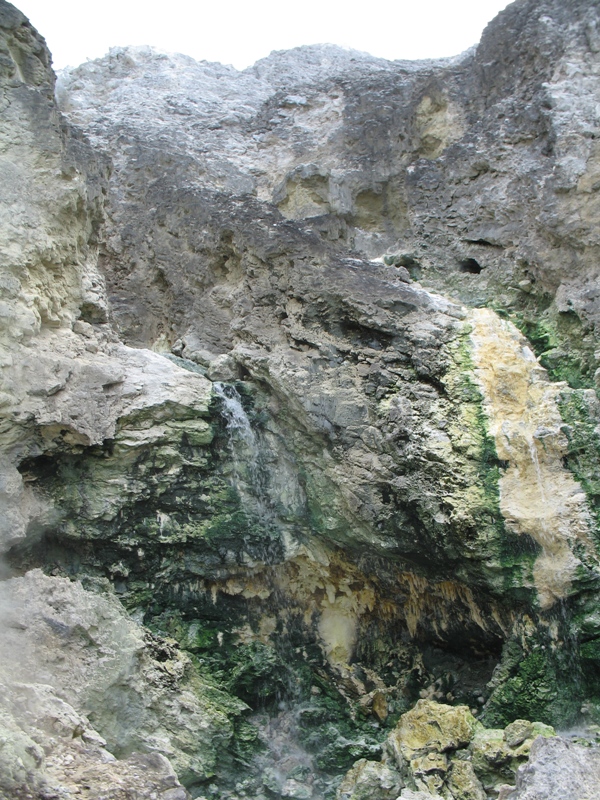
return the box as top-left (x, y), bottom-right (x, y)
top-left (470, 308), bottom-right (597, 609)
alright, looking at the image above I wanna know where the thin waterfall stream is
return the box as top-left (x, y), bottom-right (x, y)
top-left (213, 381), bottom-right (273, 523)
top-left (213, 381), bottom-right (323, 798)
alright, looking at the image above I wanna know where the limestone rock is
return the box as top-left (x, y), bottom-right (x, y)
top-left (506, 736), bottom-right (600, 800)
top-left (0, 570), bottom-right (237, 795)
top-left (0, 0), bottom-right (211, 559)
top-left (469, 721), bottom-right (555, 793)
top-left (446, 760), bottom-right (486, 800)
top-left (503, 720), bottom-right (535, 749)
top-left (6, 0), bottom-right (600, 740)
top-left (469, 308), bottom-right (595, 610)
top-left (47, 0), bottom-right (600, 674)
top-left (357, 701), bottom-right (558, 800)
top-left (4, 0), bottom-right (600, 795)
top-left (336, 758), bottom-right (403, 800)
top-left (207, 353), bottom-right (240, 382)
top-left (383, 701), bottom-right (478, 797)
top-left (388, 700), bottom-right (476, 763)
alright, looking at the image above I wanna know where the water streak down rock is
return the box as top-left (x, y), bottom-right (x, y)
top-left (470, 308), bottom-right (598, 608)
top-left (213, 382), bottom-right (266, 509)
top-left (2, 0), bottom-right (600, 797)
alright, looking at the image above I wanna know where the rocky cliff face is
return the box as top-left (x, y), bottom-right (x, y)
top-left (2, 0), bottom-right (600, 798)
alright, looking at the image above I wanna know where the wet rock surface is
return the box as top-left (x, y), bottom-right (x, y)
top-left (3, 0), bottom-right (600, 797)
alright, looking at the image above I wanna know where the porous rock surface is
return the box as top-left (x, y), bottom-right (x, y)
top-left (3, 0), bottom-right (600, 797)
top-left (506, 735), bottom-right (600, 800)
top-left (0, 571), bottom-right (198, 799)
top-left (337, 700), bottom-right (557, 800)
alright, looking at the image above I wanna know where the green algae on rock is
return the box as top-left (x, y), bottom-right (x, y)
top-left (3, 0), bottom-right (600, 796)
top-left (338, 700), bottom-right (556, 800)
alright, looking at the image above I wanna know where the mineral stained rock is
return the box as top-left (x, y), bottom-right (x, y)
top-left (337, 700), bottom-right (557, 800)
top-left (3, 0), bottom-right (600, 796)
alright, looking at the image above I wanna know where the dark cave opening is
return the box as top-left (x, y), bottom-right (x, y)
top-left (459, 258), bottom-right (483, 274)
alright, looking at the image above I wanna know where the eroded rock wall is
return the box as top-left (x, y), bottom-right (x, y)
top-left (3, 0), bottom-right (600, 797)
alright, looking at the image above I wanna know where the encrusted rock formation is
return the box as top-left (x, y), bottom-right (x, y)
top-left (2, 0), bottom-right (600, 797)
top-left (337, 699), bottom-right (557, 800)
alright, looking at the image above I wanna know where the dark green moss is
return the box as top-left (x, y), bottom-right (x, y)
top-left (147, 608), bottom-right (391, 786)
top-left (482, 649), bottom-right (555, 726)
top-left (580, 638), bottom-right (600, 661)
top-left (482, 623), bottom-right (582, 728)
top-left (487, 286), bottom-right (597, 389)
top-left (558, 389), bottom-right (600, 548)
top-left (296, 688), bottom-right (383, 772)
top-left (452, 329), bottom-right (540, 592)
top-left (12, 393), bottom-right (286, 589)
top-left (311, 728), bottom-right (381, 772)
top-left (230, 718), bottom-right (264, 766)
top-left (229, 642), bottom-right (291, 707)
top-left (510, 307), bottom-right (595, 390)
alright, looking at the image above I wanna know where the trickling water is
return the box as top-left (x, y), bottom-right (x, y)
top-left (528, 438), bottom-right (546, 502)
top-left (252, 705), bottom-right (323, 799)
top-left (209, 386), bottom-right (321, 796)
top-left (213, 382), bottom-right (271, 519)
top-left (555, 596), bottom-right (585, 710)
top-left (527, 436), bottom-right (550, 537)
top-left (214, 382), bottom-right (258, 450)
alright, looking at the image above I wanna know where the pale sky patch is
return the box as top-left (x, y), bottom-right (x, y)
top-left (15, 0), bottom-right (512, 71)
